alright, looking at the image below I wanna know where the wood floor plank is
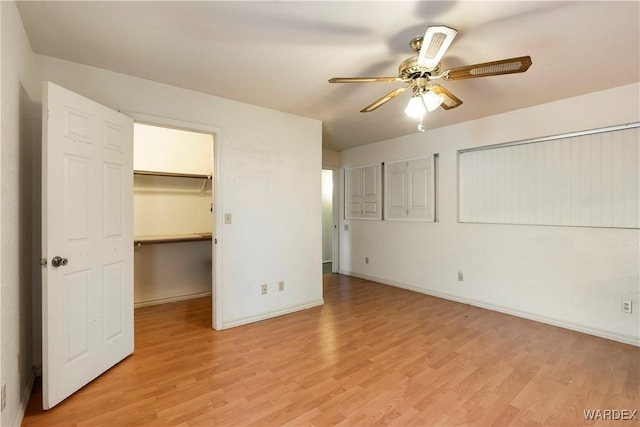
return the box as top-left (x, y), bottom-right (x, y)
top-left (22, 273), bottom-right (639, 426)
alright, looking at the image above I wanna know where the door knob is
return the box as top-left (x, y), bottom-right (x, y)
top-left (51, 256), bottom-right (68, 267)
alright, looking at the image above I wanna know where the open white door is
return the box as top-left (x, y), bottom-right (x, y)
top-left (42, 82), bottom-right (134, 409)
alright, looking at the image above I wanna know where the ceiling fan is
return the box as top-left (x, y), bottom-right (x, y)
top-left (329, 25), bottom-right (531, 131)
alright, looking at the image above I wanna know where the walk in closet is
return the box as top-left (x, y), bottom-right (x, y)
top-left (133, 123), bottom-right (214, 307)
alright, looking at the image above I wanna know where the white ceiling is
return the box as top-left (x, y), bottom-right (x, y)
top-left (16, 1), bottom-right (640, 151)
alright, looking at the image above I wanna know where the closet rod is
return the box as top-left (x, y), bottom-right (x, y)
top-left (134, 170), bottom-right (211, 180)
top-left (134, 233), bottom-right (212, 246)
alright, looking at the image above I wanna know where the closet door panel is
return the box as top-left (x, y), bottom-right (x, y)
top-left (345, 165), bottom-right (382, 220)
top-left (345, 167), bottom-right (364, 219)
top-left (363, 165), bottom-right (381, 218)
top-left (385, 157), bottom-right (434, 221)
top-left (387, 163), bottom-right (408, 219)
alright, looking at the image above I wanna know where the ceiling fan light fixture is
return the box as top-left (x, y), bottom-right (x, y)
top-left (404, 95), bottom-right (427, 118)
top-left (328, 25), bottom-right (531, 119)
top-left (422, 90), bottom-right (445, 112)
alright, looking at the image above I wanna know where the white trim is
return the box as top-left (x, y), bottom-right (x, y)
top-left (339, 270), bottom-right (640, 347)
top-left (222, 299), bottom-right (324, 330)
top-left (10, 369), bottom-right (35, 427)
top-left (123, 112), bottom-right (224, 331)
top-left (134, 292), bottom-right (212, 309)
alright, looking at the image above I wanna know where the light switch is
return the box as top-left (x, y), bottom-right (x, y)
top-left (224, 213), bottom-right (232, 224)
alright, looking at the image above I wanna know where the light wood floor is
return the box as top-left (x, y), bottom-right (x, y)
top-left (23, 274), bottom-right (639, 426)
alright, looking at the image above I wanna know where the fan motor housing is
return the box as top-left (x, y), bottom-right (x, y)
top-left (399, 56), bottom-right (440, 80)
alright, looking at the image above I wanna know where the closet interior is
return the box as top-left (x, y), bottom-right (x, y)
top-left (133, 123), bottom-right (214, 307)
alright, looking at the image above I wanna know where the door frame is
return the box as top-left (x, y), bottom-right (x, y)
top-left (127, 112), bottom-right (223, 330)
top-left (331, 167), bottom-right (339, 273)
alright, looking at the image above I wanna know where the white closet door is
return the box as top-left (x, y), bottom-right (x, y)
top-left (362, 165), bottom-right (381, 218)
top-left (345, 167), bottom-right (364, 218)
top-left (345, 165), bottom-right (382, 219)
top-left (42, 81), bottom-right (134, 409)
top-left (407, 157), bottom-right (434, 220)
top-left (385, 157), bottom-right (434, 221)
top-left (387, 162), bottom-right (408, 218)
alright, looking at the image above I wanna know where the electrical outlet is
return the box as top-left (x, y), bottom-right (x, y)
top-left (621, 300), bottom-right (632, 314)
top-left (1, 384), bottom-right (6, 411)
top-left (458, 270), bottom-right (464, 282)
top-left (261, 284), bottom-right (268, 295)
top-left (278, 281), bottom-right (285, 291)
top-left (365, 257), bottom-right (369, 264)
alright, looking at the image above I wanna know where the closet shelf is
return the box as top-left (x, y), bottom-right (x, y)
top-left (134, 233), bottom-right (212, 245)
top-left (134, 170), bottom-right (211, 180)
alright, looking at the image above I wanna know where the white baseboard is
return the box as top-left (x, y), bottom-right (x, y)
top-left (222, 299), bottom-right (324, 330)
top-left (11, 369), bottom-right (35, 427)
top-left (339, 270), bottom-right (640, 347)
top-left (134, 291), bottom-right (212, 309)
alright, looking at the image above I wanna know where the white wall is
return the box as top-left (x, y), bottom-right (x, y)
top-left (134, 241), bottom-right (212, 306)
top-left (133, 124), bottom-right (213, 237)
top-left (340, 83), bottom-right (640, 346)
top-left (134, 123), bottom-right (213, 176)
top-left (134, 176), bottom-right (213, 236)
top-left (33, 53), bottom-right (323, 330)
top-left (0, 2), bottom-right (39, 425)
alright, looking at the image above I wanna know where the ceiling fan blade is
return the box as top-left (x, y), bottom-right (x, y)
top-left (361, 86), bottom-right (409, 113)
top-left (444, 56), bottom-right (532, 80)
top-left (430, 84), bottom-right (463, 110)
top-left (417, 25), bottom-right (458, 70)
top-left (329, 77), bottom-right (403, 83)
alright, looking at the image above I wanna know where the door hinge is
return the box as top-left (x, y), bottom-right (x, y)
top-left (40, 258), bottom-right (47, 267)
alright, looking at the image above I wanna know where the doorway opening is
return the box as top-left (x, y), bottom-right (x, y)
top-left (322, 169), bottom-right (337, 274)
top-left (132, 122), bottom-right (216, 320)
